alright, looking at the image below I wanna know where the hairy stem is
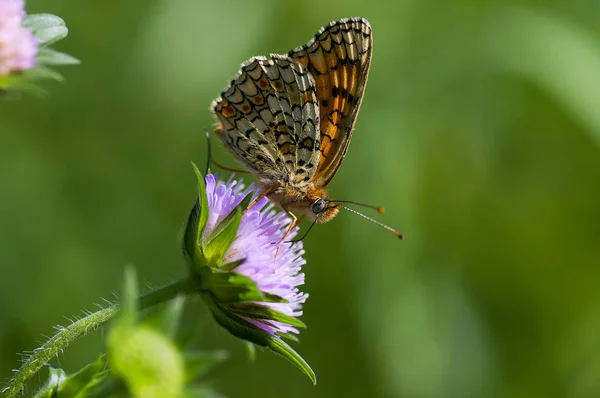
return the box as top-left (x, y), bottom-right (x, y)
top-left (1, 276), bottom-right (196, 398)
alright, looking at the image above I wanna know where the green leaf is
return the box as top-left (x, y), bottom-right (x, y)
top-left (33, 365), bottom-right (66, 397)
top-left (269, 337), bottom-right (316, 385)
top-left (37, 48), bottom-right (81, 66)
top-left (183, 164), bottom-right (209, 266)
top-left (183, 350), bottom-right (229, 382)
top-left (56, 356), bottom-right (106, 397)
top-left (203, 208), bottom-right (242, 266)
top-left (227, 302), bottom-right (306, 328)
top-left (23, 14), bottom-right (68, 46)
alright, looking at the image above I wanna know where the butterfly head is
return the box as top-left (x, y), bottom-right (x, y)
top-left (309, 198), bottom-right (341, 223)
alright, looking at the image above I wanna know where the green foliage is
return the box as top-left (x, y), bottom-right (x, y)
top-left (33, 359), bottom-right (107, 398)
top-left (23, 270), bottom-right (227, 398)
top-left (105, 269), bottom-right (226, 398)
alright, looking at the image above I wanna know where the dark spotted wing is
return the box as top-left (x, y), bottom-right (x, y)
top-left (211, 55), bottom-right (321, 186)
top-left (287, 17), bottom-right (372, 187)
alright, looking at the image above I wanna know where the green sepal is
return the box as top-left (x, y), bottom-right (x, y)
top-left (262, 292), bottom-right (289, 303)
top-left (227, 302), bottom-right (306, 328)
top-left (56, 356), bottom-right (106, 397)
top-left (268, 337), bottom-right (316, 385)
top-left (198, 267), bottom-right (286, 304)
top-left (183, 198), bottom-right (201, 264)
top-left (33, 365), bottom-right (66, 398)
top-left (36, 48), bottom-right (80, 66)
top-left (183, 163), bottom-right (209, 267)
top-left (203, 191), bottom-right (252, 267)
top-left (206, 191), bottom-right (252, 244)
top-left (203, 208), bottom-right (241, 266)
top-left (201, 292), bottom-right (316, 384)
top-left (202, 291), bottom-right (276, 346)
top-left (220, 258), bottom-right (245, 272)
top-left (23, 14), bottom-right (69, 47)
top-left (183, 350), bottom-right (229, 382)
top-left (275, 331), bottom-right (300, 343)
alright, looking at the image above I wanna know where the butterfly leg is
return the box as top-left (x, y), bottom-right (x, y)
top-left (244, 180), bottom-right (282, 213)
top-left (274, 210), bottom-right (299, 259)
top-left (281, 211), bottom-right (299, 243)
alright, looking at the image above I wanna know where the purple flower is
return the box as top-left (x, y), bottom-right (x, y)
top-left (0, 0), bottom-right (39, 76)
top-left (183, 169), bottom-right (315, 383)
top-left (202, 173), bottom-right (308, 337)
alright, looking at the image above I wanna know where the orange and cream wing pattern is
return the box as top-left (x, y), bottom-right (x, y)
top-left (287, 17), bottom-right (373, 187)
top-left (211, 55), bottom-right (321, 186)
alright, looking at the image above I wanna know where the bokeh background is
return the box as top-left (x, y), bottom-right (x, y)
top-left (2, 0), bottom-right (600, 397)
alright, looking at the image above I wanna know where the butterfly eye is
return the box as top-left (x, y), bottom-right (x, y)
top-left (311, 199), bottom-right (327, 214)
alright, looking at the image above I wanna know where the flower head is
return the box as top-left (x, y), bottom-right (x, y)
top-left (183, 168), bottom-right (315, 383)
top-left (202, 173), bottom-right (308, 336)
top-left (0, 0), bottom-right (38, 76)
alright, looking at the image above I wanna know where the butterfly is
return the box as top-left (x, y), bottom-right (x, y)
top-left (211, 17), bottom-right (401, 240)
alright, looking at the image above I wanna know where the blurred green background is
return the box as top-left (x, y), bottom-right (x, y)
top-left (3, 0), bottom-right (600, 397)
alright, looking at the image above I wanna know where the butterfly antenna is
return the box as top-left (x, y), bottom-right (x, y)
top-left (204, 127), bottom-right (212, 175)
top-left (287, 220), bottom-right (317, 243)
top-left (340, 205), bottom-right (404, 239)
top-left (331, 199), bottom-right (385, 214)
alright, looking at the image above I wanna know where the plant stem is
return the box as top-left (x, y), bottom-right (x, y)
top-left (1, 276), bottom-right (196, 398)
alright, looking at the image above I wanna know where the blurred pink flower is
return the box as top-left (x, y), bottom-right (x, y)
top-left (0, 0), bottom-right (38, 76)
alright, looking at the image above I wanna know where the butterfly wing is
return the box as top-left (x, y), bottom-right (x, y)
top-left (211, 55), bottom-right (321, 186)
top-left (287, 17), bottom-right (373, 187)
